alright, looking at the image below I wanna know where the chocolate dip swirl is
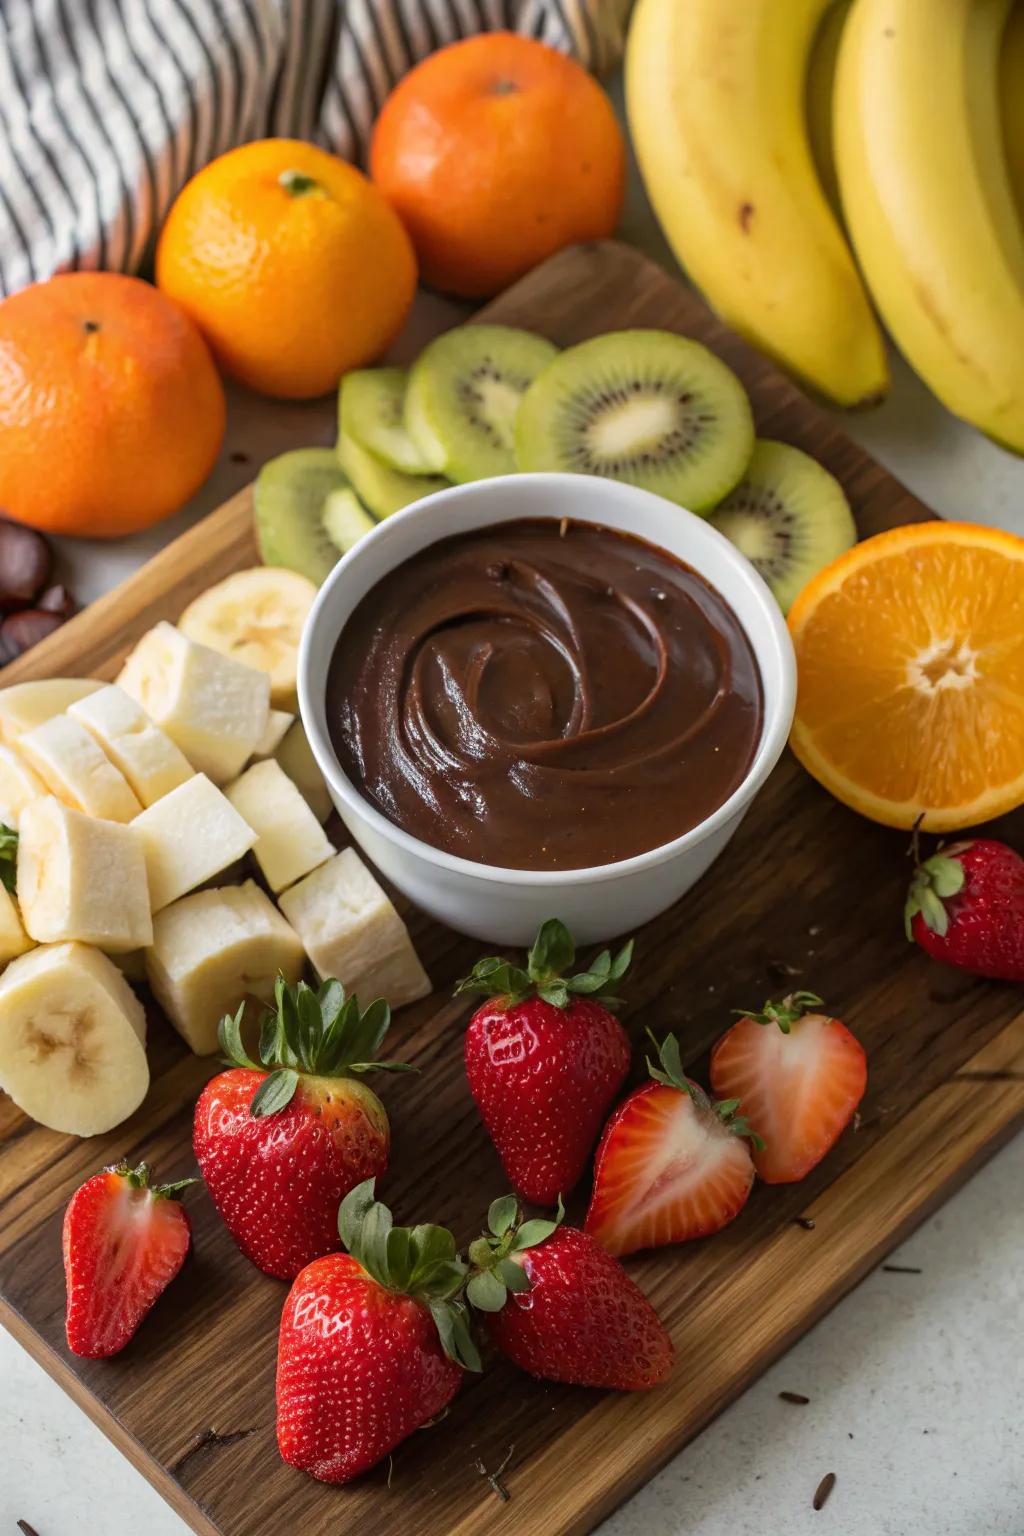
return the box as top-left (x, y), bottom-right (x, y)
top-left (326, 517), bottom-right (763, 871)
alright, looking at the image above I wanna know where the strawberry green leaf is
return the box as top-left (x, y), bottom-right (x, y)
top-left (487, 1194), bottom-right (519, 1238)
top-left (408, 1223), bottom-right (458, 1271)
top-left (0, 825), bottom-right (17, 894)
top-left (527, 918), bottom-right (575, 980)
top-left (467, 1269), bottom-right (507, 1312)
top-left (646, 1028), bottom-right (688, 1091)
top-left (386, 1224), bottom-right (412, 1279)
top-left (338, 1179), bottom-right (377, 1251)
top-left (737, 991), bottom-right (823, 1034)
top-left (317, 977), bottom-right (346, 1031)
top-left (218, 1002), bottom-right (261, 1071)
top-left (537, 981), bottom-right (569, 1008)
top-left (512, 1202), bottom-right (563, 1252)
top-left (430, 1300), bottom-right (481, 1372)
top-left (498, 1258), bottom-right (531, 1293)
top-left (360, 1199), bottom-right (393, 1288)
top-left (249, 1067), bottom-right (299, 1118)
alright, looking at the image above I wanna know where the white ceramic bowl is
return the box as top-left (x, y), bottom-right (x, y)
top-left (298, 472), bottom-right (795, 945)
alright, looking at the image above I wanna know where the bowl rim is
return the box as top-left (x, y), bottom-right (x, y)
top-left (298, 472), bottom-right (796, 888)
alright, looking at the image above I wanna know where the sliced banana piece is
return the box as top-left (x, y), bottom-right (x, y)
top-left (17, 715), bottom-right (142, 823)
top-left (0, 679), bottom-right (102, 745)
top-left (132, 773), bottom-right (257, 912)
top-left (274, 718), bottom-right (332, 823)
top-left (251, 707), bottom-right (294, 760)
top-left (224, 759), bottom-right (334, 894)
top-left (0, 885), bottom-right (34, 965)
top-left (117, 621), bottom-right (270, 784)
top-left (146, 880), bottom-right (305, 1054)
top-left (178, 567), bottom-right (317, 709)
top-left (0, 744), bottom-right (47, 828)
top-left (278, 848), bottom-right (430, 1008)
top-left (67, 684), bottom-right (194, 807)
top-left (0, 942), bottom-right (149, 1135)
top-left (18, 797), bottom-right (153, 952)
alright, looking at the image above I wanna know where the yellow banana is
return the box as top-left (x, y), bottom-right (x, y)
top-left (1001, 1), bottom-right (1024, 223)
top-left (625, 0), bottom-right (889, 409)
top-left (835, 0), bottom-right (1024, 452)
top-left (806, 0), bottom-right (855, 221)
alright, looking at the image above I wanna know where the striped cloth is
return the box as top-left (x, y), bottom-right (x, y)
top-left (0, 0), bottom-right (631, 297)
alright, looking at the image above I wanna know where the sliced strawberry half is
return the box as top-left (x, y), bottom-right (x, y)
top-left (584, 1032), bottom-right (758, 1257)
top-left (63, 1161), bottom-right (195, 1358)
top-left (710, 991), bottom-right (867, 1184)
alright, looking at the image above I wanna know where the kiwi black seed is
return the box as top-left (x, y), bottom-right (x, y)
top-left (514, 329), bottom-right (755, 513)
top-left (708, 438), bottom-right (857, 612)
top-left (404, 324), bottom-right (558, 483)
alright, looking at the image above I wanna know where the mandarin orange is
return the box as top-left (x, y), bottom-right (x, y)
top-left (156, 139), bottom-right (417, 400)
top-left (788, 521), bottom-right (1024, 831)
top-left (0, 272), bottom-right (225, 539)
top-left (370, 33), bottom-right (625, 298)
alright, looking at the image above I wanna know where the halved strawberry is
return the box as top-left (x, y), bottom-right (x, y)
top-left (584, 1032), bottom-right (759, 1257)
top-left (63, 1161), bottom-right (195, 1358)
top-left (710, 991), bottom-right (867, 1184)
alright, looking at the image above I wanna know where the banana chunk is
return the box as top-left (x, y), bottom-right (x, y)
top-left (117, 621), bottom-right (270, 784)
top-left (225, 760), bottom-right (334, 894)
top-left (0, 679), bottom-right (102, 745)
top-left (68, 684), bottom-right (194, 807)
top-left (18, 797), bottom-right (153, 952)
top-left (278, 849), bottom-right (430, 1009)
top-left (0, 942), bottom-right (149, 1135)
top-left (146, 880), bottom-right (304, 1054)
top-left (132, 773), bottom-right (257, 912)
top-left (17, 715), bottom-right (142, 822)
top-left (274, 718), bottom-right (333, 823)
top-left (178, 566), bottom-right (317, 709)
top-left (0, 885), bottom-right (34, 965)
top-left (0, 744), bottom-right (46, 828)
top-left (252, 707), bottom-right (294, 760)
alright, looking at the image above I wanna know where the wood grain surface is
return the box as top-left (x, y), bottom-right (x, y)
top-left (1, 241), bottom-right (1021, 1536)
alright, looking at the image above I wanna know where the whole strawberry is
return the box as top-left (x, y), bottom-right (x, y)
top-left (906, 838), bottom-right (1024, 982)
top-left (194, 975), bottom-right (413, 1280)
top-left (457, 919), bottom-right (633, 1206)
top-left (277, 1180), bottom-right (477, 1484)
top-left (465, 1196), bottom-right (673, 1390)
top-left (63, 1161), bottom-right (195, 1358)
top-left (710, 991), bottom-right (866, 1184)
top-left (584, 1031), bottom-right (760, 1257)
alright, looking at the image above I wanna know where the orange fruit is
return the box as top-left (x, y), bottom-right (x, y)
top-left (369, 32), bottom-right (625, 298)
top-left (0, 272), bottom-right (225, 540)
top-left (156, 139), bottom-right (417, 400)
top-left (788, 521), bottom-right (1024, 831)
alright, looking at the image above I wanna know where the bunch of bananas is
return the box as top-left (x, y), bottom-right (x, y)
top-left (627, 0), bottom-right (1024, 452)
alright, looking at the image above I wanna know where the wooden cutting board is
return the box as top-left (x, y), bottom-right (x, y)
top-left (0, 241), bottom-right (1021, 1536)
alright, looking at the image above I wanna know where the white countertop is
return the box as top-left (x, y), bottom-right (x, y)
top-left (3, 160), bottom-right (1024, 1536)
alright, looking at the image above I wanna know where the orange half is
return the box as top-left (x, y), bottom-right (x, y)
top-left (788, 521), bottom-right (1024, 831)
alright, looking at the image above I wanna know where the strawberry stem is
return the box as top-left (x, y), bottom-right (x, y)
top-left (904, 841), bottom-right (966, 940)
top-left (735, 991), bottom-right (823, 1034)
top-left (454, 919), bottom-right (633, 1011)
top-left (645, 1032), bottom-right (764, 1148)
top-left (218, 974), bottom-right (416, 1119)
top-left (337, 1180), bottom-right (481, 1371)
top-left (111, 1161), bottom-right (198, 1201)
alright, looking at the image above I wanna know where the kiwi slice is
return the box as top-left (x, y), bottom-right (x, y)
top-left (254, 448), bottom-right (351, 584)
top-left (337, 431), bottom-right (449, 519)
top-left (708, 438), bottom-right (857, 612)
top-left (322, 487), bottom-right (377, 555)
top-left (339, 367), bottom-right (433, 475)
top-left (515, 329), bottom-right (755, 513)
top-left (405, 324), bottom-right (558, 482)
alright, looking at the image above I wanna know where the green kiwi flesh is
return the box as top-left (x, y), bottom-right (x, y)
top-left (339, 367), bottom-right (433, 475)
top-left (708, 438), bottom-right (857, 613)
top-left (337, 431), bottom-right (449, 519)
top-left (404, 324), bottom-right (558, 483)
top-left (254, 448), bottom-right (351, 584)
top-left (322, 487), bottom-right (377, 554)
top-left (515, 329), bottom-right (754, 513)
